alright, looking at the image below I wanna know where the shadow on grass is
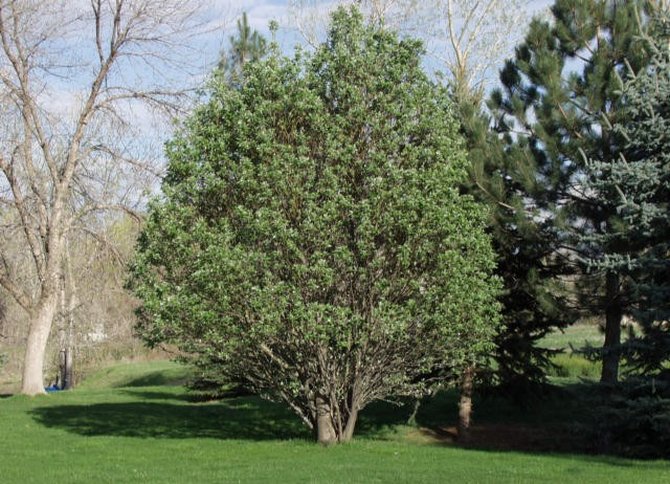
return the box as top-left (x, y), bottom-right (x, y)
top-left (30, 380), bottom-right (641, 456)
top-left (27, 387), bottom-right (572, 445)
top-left (358, 383), bottom-right (623, 456)
top-left (120, 371), bottom-right (188, 388)
top-left (30, 395), bottom-right (311, 441)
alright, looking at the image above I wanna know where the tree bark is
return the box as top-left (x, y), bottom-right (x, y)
top-left (341, 407), bottom-right (359, 443)
top-left (601, 272), bottom-right (622, 384)
top-left (315, 396), bottom-right (338, 445)
top-left (457, 365), bottom-right (475, 443)
top-left (21, 292), bottom-right (58, 395)
top-left (62, 348), bottom-right (73, 390)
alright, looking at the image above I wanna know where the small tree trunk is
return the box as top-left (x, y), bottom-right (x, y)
top-left (457, 365), bottom-right (475, 443)
top-left (21, 293), bottom-right (58, 395)
top-left (315, 396), bottom-right (337, 445)
top-left (601, 273), bottom-right (622, 384)
top-left (63, 347), bottom-right (73, 390)
top-left (341, 407), bottom-right (359, 443)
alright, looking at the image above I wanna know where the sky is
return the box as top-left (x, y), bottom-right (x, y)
top-left (203, 1), bottom-right (555, 75)
top-left (141, 0), bottom-right (557, 172)
top-left (19, 0), bottom-right (557, 188)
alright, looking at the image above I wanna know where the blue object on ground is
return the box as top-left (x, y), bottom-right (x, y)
top-left (45, 385), bottom-right (60, 392)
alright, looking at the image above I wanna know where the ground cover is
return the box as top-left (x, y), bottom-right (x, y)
top-left (539, 322), bottom-right (604, 380)
top-left (0, 361), bottom-right (668, 483)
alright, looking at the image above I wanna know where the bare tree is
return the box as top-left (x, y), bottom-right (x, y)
top-left (291, 0), bottom-right (426, 47)
top-left (0, 0), bottom-right (207, 395)
top-left (428, 0), bottom-right (532, 101)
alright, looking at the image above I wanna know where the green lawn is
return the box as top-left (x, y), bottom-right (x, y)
top-left (539, 322), bottom-right (604, 352)
top-left (538, 323), bottom-right (604, 380)
top-left (1, 361), bottom-right (668, 483)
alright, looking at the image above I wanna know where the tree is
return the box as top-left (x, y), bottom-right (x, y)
top-left (291, 1), bottom-right (560, 408)
top-left (0, 0), bottom-right (205, 395)
top-left (217, 12), bottom-right (268, 84)
top-left (459, 96), bottom-right (577, 396)
top-left (290, 0), bottom-right (532, 92)
top-left (584, 13), bottom-right (670, 375)
top-left (131, 7), bottom-right (501, 445)
top-left (490, 0), bottom-right (661, 384)
top-left (194, 14), bottom-right (270, 395)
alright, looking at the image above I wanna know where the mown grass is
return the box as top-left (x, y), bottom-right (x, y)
top-left (77, 360), bottom-right (193, 390)
top-left (1, 361), bottom-right (669, 483)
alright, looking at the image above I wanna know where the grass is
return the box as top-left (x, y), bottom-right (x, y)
top-left (539, 322), bottom-right (604, 380)
top-left (1, 361), bottom-right (669, 482)
top-left (539, 322), bottom-right (604, 352)
top-left (77, 360), bottom-right (193, 390)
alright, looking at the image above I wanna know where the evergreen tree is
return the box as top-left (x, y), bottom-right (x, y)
top-left (218, 12), bottom-right (268, 85)
top-left (584, 14), bottom-right (670, 376)
top-left (490, 0), bottom-right (661, 383)
top-left (453, 72), bottom-right (575, 395)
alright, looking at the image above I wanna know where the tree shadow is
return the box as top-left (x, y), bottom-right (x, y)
top-left (119, 389), bottom-right (192, 402)
top-left (30, 380), bottom-right (644, 455)
top-left (355, 383), bottom-right (631, 457)
top-left (121, 371), bottom-right (187, 388)
top-left (30, 395), bottom-right (311, 441)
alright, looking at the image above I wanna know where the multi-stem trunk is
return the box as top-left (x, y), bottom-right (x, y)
top-left (601, 272), bottom-right (622, 384)
top-left (313, 395), bottom-right (360, 445)
top-left (315, 395), bottom-right (338, 445)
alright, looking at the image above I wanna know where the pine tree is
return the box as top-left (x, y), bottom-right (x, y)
top-left (455, 87), bottom-right (576, 395)
top-left (490, 0), bottom-right (661, 383)
top-left (584, 14), bottom-right (670, 376)
top-left (217, 12), bottom-right (269, 85)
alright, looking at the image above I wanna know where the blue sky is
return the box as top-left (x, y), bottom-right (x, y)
top-left (206, 0), bottom-right (555, 80)
top-left (38, 0), bottom-right (557, 175)
top-left (136, 0), bottom-right (556, 163)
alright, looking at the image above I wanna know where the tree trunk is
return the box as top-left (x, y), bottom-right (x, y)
top-left (315, 396), bottom-right (337, 445)
top-left (457, 365), bottom-right (475, 443)
top-left (62, 348), bottom-right (73, 390)
top-left (21, 293), bottom-right (58, 395)
top-left (601, 272), bottom-right (622, 384)
top-left (341, 407), bottom-right (359, 443)
top-left (62, 251), bottom-right (76, 390)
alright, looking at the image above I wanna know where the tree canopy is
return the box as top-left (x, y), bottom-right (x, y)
top-left (130, 7), bottom-right (501, 444)
top-left (489, 0), bottom-right (662, 383)
top-left (584, 13), bottom-right (670, 375)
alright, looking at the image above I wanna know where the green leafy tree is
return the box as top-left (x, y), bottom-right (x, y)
top-left (130, 8), bottom-right (501, 444)
top-left (196, 12), bottom-right (270, 394)
top-left (490, 0), bottom-right (662, 383)
top-left (584, 15), bottom-right (670, 375)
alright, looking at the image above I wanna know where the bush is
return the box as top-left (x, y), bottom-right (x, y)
top-left (585, 376), bottom-right (670, 458)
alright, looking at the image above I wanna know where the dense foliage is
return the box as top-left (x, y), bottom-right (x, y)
top-left (130, 8), bottom-right (501, 444)
top-left (584, 15), bottom-right (670, 376)
top-left (456, 85), bottom-right (575, 395)
top-left (489, 0), bottom-right (661, 383)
